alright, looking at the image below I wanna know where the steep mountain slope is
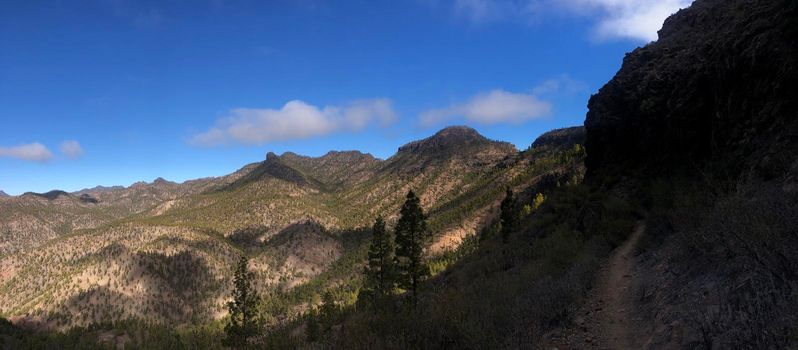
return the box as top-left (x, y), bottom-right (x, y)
top-left (585, 0), bottom-right (798, 180)
top-left (583, 0), bottom-right (798, 348)
top-left (306, 126), bottom-right (591, 349)
top-left (0, 126), bottom-right (584, 337)
top-left (312, 1), bottom-right (798, 348)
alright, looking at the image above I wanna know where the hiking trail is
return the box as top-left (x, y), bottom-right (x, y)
top-left (547, 221), bottom-right (646, 349)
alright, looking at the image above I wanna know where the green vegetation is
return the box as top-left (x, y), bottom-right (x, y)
top-left (0, 317), bottom-right (226, 349)
top-left (224, 256), bottom-right (260, 348)
top-left (359, 216), bottom-right (395, 307)
top-left (393, 191), bottom-right (431, 304)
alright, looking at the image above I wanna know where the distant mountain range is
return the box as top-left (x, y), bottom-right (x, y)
top-left (0, 125), bottom-right (586, 331)
top-left (2, 0), bottom-right (796, 348)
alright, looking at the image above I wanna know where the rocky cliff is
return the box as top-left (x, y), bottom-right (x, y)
top-left (583, 0), bottom-right (798, 348)
top-left (585, 0), bottom-right (798, 182)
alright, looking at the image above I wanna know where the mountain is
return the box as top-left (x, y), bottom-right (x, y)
top-left (4, 0), bottom-right (794, 346)
top-left (0, 190), bottom-right (8, 198)
top-left (300, 1), bottom-right (798, 349)
top-left (0, 126), bottom-right (586, 336)
top-left (389, 126), bottom-right (516, 173)
top-left (21, 190), bottom-right (70, 201)
top-left (581, 0), bottom-right (798, 348)
top-left (73, 185), bottom-right (126, 195)
top-left (586, 0), bottom-right (798, 180)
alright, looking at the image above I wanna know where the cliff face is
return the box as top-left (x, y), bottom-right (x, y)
top-left (585, 0), bottom-right (798, 182)
top-left (582, 1), bottom-right (798, 347)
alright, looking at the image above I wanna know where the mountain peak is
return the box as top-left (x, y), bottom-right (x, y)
top-left (434, 125), bottom-right (482, 139)
top-left (22, 190), bottom-right (70, 200)
top-left (398, 126), bottom-right (489, 154)
top-left (153, 177), bottom-right (171, 184)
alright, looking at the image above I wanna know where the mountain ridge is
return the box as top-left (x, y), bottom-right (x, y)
top-left (0, 126), bottom-right (587, 334)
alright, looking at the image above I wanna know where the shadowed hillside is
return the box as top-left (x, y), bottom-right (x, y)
top-left (581, 0), bottom-right (798, 347)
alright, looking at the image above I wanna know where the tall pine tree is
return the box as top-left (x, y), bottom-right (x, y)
top-left (361, 215), bottom-right (395, 306)
top-left (500, 187), bottom-right (517, 243)
top-left (224, 255), bottom-right (260, 348)
top-left (393, 190), bottom-right (430, 304)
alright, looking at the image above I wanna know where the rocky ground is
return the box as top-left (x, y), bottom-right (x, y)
top-left (544, 222), bottom-right (645, 350)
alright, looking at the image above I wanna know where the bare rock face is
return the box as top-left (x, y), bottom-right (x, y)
top-left (585, 0), bottom-right (798, 181)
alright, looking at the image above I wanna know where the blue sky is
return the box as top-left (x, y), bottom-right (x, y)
top-left (0, 0), bottom-right (692, 195)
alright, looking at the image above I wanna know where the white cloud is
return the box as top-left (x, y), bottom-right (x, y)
top-left (0, 143), bottom-right (54, 162)
top-left (569, 0), bottom-right (693, 42)
top-left (420, 89), bottom-right (552, 127)
top-left (190, 98), bottom-right (396, 146)
top-left (60, 140), bottom-right (84, 159)
top-left (446, 0), bottom-right (692, 42)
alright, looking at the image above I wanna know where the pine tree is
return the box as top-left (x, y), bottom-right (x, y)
top-left (393, 190), bottom-right (430, 304)
top-left (224, 255), bottom-right (260, 348)
top-left (500, 187), bottom-right (517, 243)
top-left (361, 216), bottom-right (395, 306)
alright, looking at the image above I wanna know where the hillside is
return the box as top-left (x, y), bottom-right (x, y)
top-left (262, 0), bottom-right (798, 348)
top-left (2, 0), bottom-right (795, 348)
top-left (582, 0), bottom-right (798, 347)
top-left (0, 126), bottom-right (586, 343)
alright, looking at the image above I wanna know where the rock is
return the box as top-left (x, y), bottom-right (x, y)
top-left (585, 0), bottom-right (798, 181)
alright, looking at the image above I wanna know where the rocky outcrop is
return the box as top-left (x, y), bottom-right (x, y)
top-left (585, 0), bottom-right (798, 181)
top-left (582, 0), bottom-right (798, 348)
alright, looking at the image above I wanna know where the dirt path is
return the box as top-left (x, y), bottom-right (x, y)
top-left (546, 221), bottom-right (645, 349)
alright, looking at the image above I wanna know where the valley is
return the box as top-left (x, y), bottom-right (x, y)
top-left (2, 0), bottom-right (797, 348)
top-left (1, 126), bottom-right (586, 333)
